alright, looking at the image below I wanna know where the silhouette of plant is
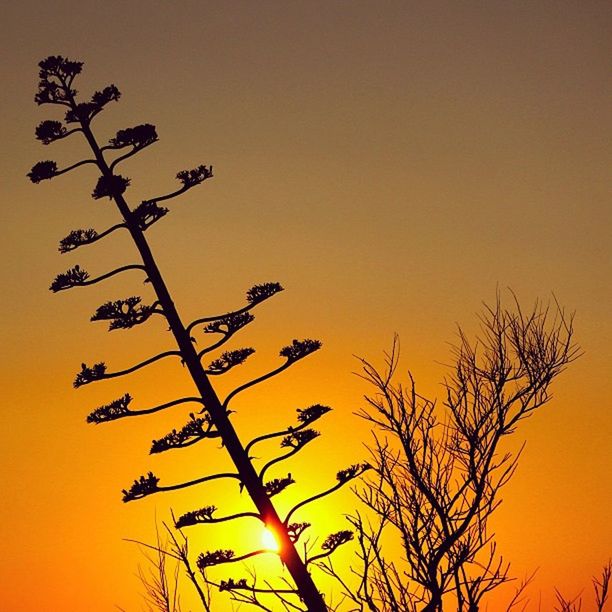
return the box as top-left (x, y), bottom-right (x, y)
top-left (29, 54), bottom-right (369, 611)
top-left (135, 525), bottom-right (183, 612)
top-left (125, 522), bottom-right (212, 612)
top-left (320, 295), bottom-right (579, 611)
top-left (554, 560), bottom-right (612, 612)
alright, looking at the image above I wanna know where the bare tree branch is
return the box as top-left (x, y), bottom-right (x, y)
top-left (351, 294), bottom-right (578, 611)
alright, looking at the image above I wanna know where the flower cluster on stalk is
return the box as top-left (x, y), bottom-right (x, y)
top-left (197, 549), bottom-right (235, 569)
top-left (337, 463), bottom-right (371, 484)
top-left (296, 404), bottom-right (332, 424)
top-left (109, 123), bottom-right (158, 149)
top-left (176, 164), bottom-right (213, 187)
top-left (35, 56), bottom-right (82, 105)
top-left (49, 265), bottom-right (89, 292)
top-left (59, 228), bottom-right (98, 253)
top-left (219, 578), bottom-right (249, 592)
top-left (91, 85), bottom-right (121, 107)
top-left (321, 530), bottom-right (354, 551)
top-left (264, 475), bottom-right (295, 497)
top-left (281, 428), bottom-right (320, 450)
top-left (132, 201), bottom-right (169, 230)
top-left (287, 522), bottom-right (311, 543)
top-left (35, 120), bottom-right (68, 144)
top-left (65, 102), bottom-right (99, 124)
top-left (175, 505), bottom-right (218, 528)
top-left (28, 160), bottom-right (57, 183)
top-left (92, 174), bottom-right (130, 200)
top-left (280, 339), bottom-right (322, 363)
top-left (203, 312), bottom-right (254, 335)
top-left (74, 362), bottom-right (107, 388)
top-left (91, 296), bottom-right (154, 330)
top-left (150, 414), bottom-right (216, 454)
top-left (122, 472), bottom-right (160, 502)
top-left (206, 348), bottom-right (255, 374)
top-left (87, 394), bottom-right (132, 424)
top-left (246, 282), bottom-right (284, 304)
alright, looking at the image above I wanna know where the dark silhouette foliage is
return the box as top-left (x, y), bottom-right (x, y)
top-left (86, 394), bottom-right (132, 424)
top-left (92, 174), bottom-right (130, 199)
top-left (28, 160), bottom-right (58, 182)
top-left (29, 54), bottom-right (366, 611)
top-left (59, 228), bottom-right (98, 253)
top-left (91, 297), bottom-right (155, 330)
top-left (320, 297), bottom-right (580, 611)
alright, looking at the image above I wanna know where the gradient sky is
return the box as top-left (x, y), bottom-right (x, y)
top-left (1, 1), bottom-right (611, 610)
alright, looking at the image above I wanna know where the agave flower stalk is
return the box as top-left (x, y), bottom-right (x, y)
top-left (29, 55), bottom-right (368, 610)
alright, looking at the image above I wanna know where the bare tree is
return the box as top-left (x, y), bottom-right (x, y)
top-left (127, 522), bottom-right (212, 612)
top-left (554, 589), bottom-right (583, 612)
top-left (594, 561), bottom-right (612, 612)
top-left (320, 295), bottom-right (578, 611)
top-left (554, 560), bottom-right (612, 612)
top-left (28, 55), bottom-right (368, 610)
top-left (132, 524), bottom-right (183, 612)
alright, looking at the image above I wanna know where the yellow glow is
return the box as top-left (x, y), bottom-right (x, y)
top-left (261, 526), bottom-right (280, 552)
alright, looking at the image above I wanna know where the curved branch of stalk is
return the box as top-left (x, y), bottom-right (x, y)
top-left (222, 360), bottom-right (291, 411)
top-left (96, 350), bottom-right (182, 382)
top-left (306, 547), bottom-right (342, 566)
top-left (54, 158), bottom-right (97, 176)
top-left (44, 127), bottom-right (82, 143)
top-left (152, 429), bottom-right (221, 455)
top-left (116, 396), bottom-right (204, 419)
top-left (246, 418), bottom-right (314, 456)
top-left (140, 176), bottom-right (209, 209)
top-left (109, 140), bottom-right (158, 172)
top-left (128, 473), bottom-right (242, 502)
top-left (196, 331), bottom-right (240, 360)
top-left (205, 548), bottom-right (277, 567)
top-left (55, 264), bottom-right (146, 291)
top-left (60, 222), bottom-right (127, 253)
top-left (177, 511), bottom-right (262, 528)
top-left (186, 301), bottom-right (260, 335)
top-left (259, 444), bottom-right (309, 483)
top-left (284, 479), bottom-right (350, 526)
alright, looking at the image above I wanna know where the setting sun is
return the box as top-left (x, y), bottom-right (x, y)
top-left (261, 526), bottom-right (280, 552)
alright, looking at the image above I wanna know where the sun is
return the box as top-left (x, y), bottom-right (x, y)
top-left (261, 526), bottom-right (280, 552)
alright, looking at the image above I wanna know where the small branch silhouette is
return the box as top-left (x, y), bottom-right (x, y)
top-left (87, 395), bottom-right (203, 424)
top-left (306, 531), bottom-right (354, 566)
top-left (150, 413), bottom-right (220, 454)
top-left (59, 224), bottom-right (126, 253)
top-left (74, 351), bottom-right (181, 387)
top-left (175, 506), bottom-right (261, 528)
top-left (284, 464), bottom-right (371, 525)
top-left (186, 282), bottom-right (283, 335)
top-left (91, 296), bottom-right (159, 330)
top-left (50, 264), bottom-right (145, 292)
top-left (141, 164), bottom-right (213, 207)
top-left (223, 339), bottom-right (321, 410)
top-left (122, 472), bottom-right (241, 502)
top-left (259, 429), bottom-right (320, 482)
top-left (245, 404), bottom-right (332, 456)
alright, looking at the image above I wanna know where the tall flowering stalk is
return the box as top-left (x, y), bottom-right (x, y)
top-left (29, 55), bottom-right (368, 610)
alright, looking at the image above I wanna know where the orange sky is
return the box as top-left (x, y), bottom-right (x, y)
top-left (1, 1), bottom-right (611, 610)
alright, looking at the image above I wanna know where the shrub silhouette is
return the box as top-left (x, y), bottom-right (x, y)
top-left (321, 297), bottom-right (579, 611)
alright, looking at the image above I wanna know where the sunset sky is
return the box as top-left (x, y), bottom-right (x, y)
top-left (1, 1), bottom-right (611, 610)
